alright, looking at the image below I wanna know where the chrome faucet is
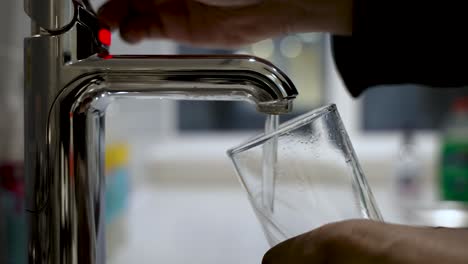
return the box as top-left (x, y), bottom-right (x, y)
top-left (24, 0), bottom-right (298, 263)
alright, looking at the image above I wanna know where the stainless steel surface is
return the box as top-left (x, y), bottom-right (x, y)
top-left (0, 85), bottom-right (10, 161)
top-left (24, 0), bottom-right (75, 32)
top-left (25, 1), bottom-right (298, 263)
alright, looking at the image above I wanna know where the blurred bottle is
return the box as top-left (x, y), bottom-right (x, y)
top-left (439, 97), bottom-right (468, 202)
top-left (0, 59), bottom-right (26, 264)
top-left (105, 141), bottom-right (131, 227)
top-left (0, 88), bottom-right (26, 264)
top-left (395, 127), bottom-right (423, 202)
top-left (105, 103), bottom-right (131, 257)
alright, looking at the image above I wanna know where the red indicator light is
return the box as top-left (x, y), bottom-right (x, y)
top-left (98, 29), bottom-right (111, 46)
top-left (99, 52), bottom-right (113, 59)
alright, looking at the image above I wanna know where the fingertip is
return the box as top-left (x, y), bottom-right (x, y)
top-left (261, 247), bottom-right (277, 264)
top-left (263, 231), bottom-right (330, 264)
top-left (261, 239), bottom-right (294, 264)
top-left (97, 0), bottom-right (129, 30)
top-left (96, 3), bottom-right (108, 17)
top-left (97, 7), bottom-right (118, 29)
top-left (119, 16), bottom-right (165, 44)
top-left (119, 21), bottom-right (149, 44)
top-left (120, 27), bottom-right (144, 44)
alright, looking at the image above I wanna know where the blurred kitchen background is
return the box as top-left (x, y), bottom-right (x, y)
top-left (1, 0), bottom-right (468, 263)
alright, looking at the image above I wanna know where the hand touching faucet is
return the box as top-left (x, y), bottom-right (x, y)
top-left (97, 0), bottom-right (352, 47)
top-left (98, 1), bottom-right (468, 263)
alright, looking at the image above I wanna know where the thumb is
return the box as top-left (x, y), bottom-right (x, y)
top-left (97, 0), bottom-right (130, 30)
top-left (262, 233), bottom-right (326, 264)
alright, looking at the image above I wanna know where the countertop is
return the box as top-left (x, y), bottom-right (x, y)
top-left (105, 133), bottom-right (444, 263)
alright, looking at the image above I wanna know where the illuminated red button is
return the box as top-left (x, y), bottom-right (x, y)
top-left (98, 28), bottom-right (112, 46)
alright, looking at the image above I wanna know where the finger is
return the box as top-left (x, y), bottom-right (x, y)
top-left (119, 14), bottom-right (165, 43)
top-left (262, 232), bottom-right (325, 264)
top-left (130, 0), bottom-right (171, 13)
top-left (262, 239), bottom-right (296, 264)
top-left (97, 0), bottom-right (131, 30)
top-left (118, 1), bottom-right (193, 45)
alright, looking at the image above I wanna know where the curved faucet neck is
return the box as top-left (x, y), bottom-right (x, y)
top-left (71, 54), bottom-right (297, 114)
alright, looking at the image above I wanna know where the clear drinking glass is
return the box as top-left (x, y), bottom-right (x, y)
top-left (227, 104), bottom-right (383, 246)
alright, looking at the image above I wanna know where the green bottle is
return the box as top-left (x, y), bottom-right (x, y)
top-left (439, 97), bottom-right (468, 202)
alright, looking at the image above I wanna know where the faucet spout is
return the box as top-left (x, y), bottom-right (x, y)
top-left (73, 55), bottom-right (297, 114)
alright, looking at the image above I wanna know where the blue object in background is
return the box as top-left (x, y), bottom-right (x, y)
top-left (105, 167), bottom-right (131, 225)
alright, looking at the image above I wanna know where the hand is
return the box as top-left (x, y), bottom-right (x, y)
top-left (262, 220), bottom-right (468, 264)
top-left (98, 0), bottom-right (353, 48)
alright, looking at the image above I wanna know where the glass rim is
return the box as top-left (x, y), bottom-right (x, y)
top-left (227, 103), bottom-right (337, 157)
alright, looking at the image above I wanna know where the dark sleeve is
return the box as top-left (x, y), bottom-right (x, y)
top-left (331, 0), bottom-right (468, 97)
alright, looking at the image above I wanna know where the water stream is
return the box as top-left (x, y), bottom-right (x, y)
top-left (262, 114), bottom-right (279, 213)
